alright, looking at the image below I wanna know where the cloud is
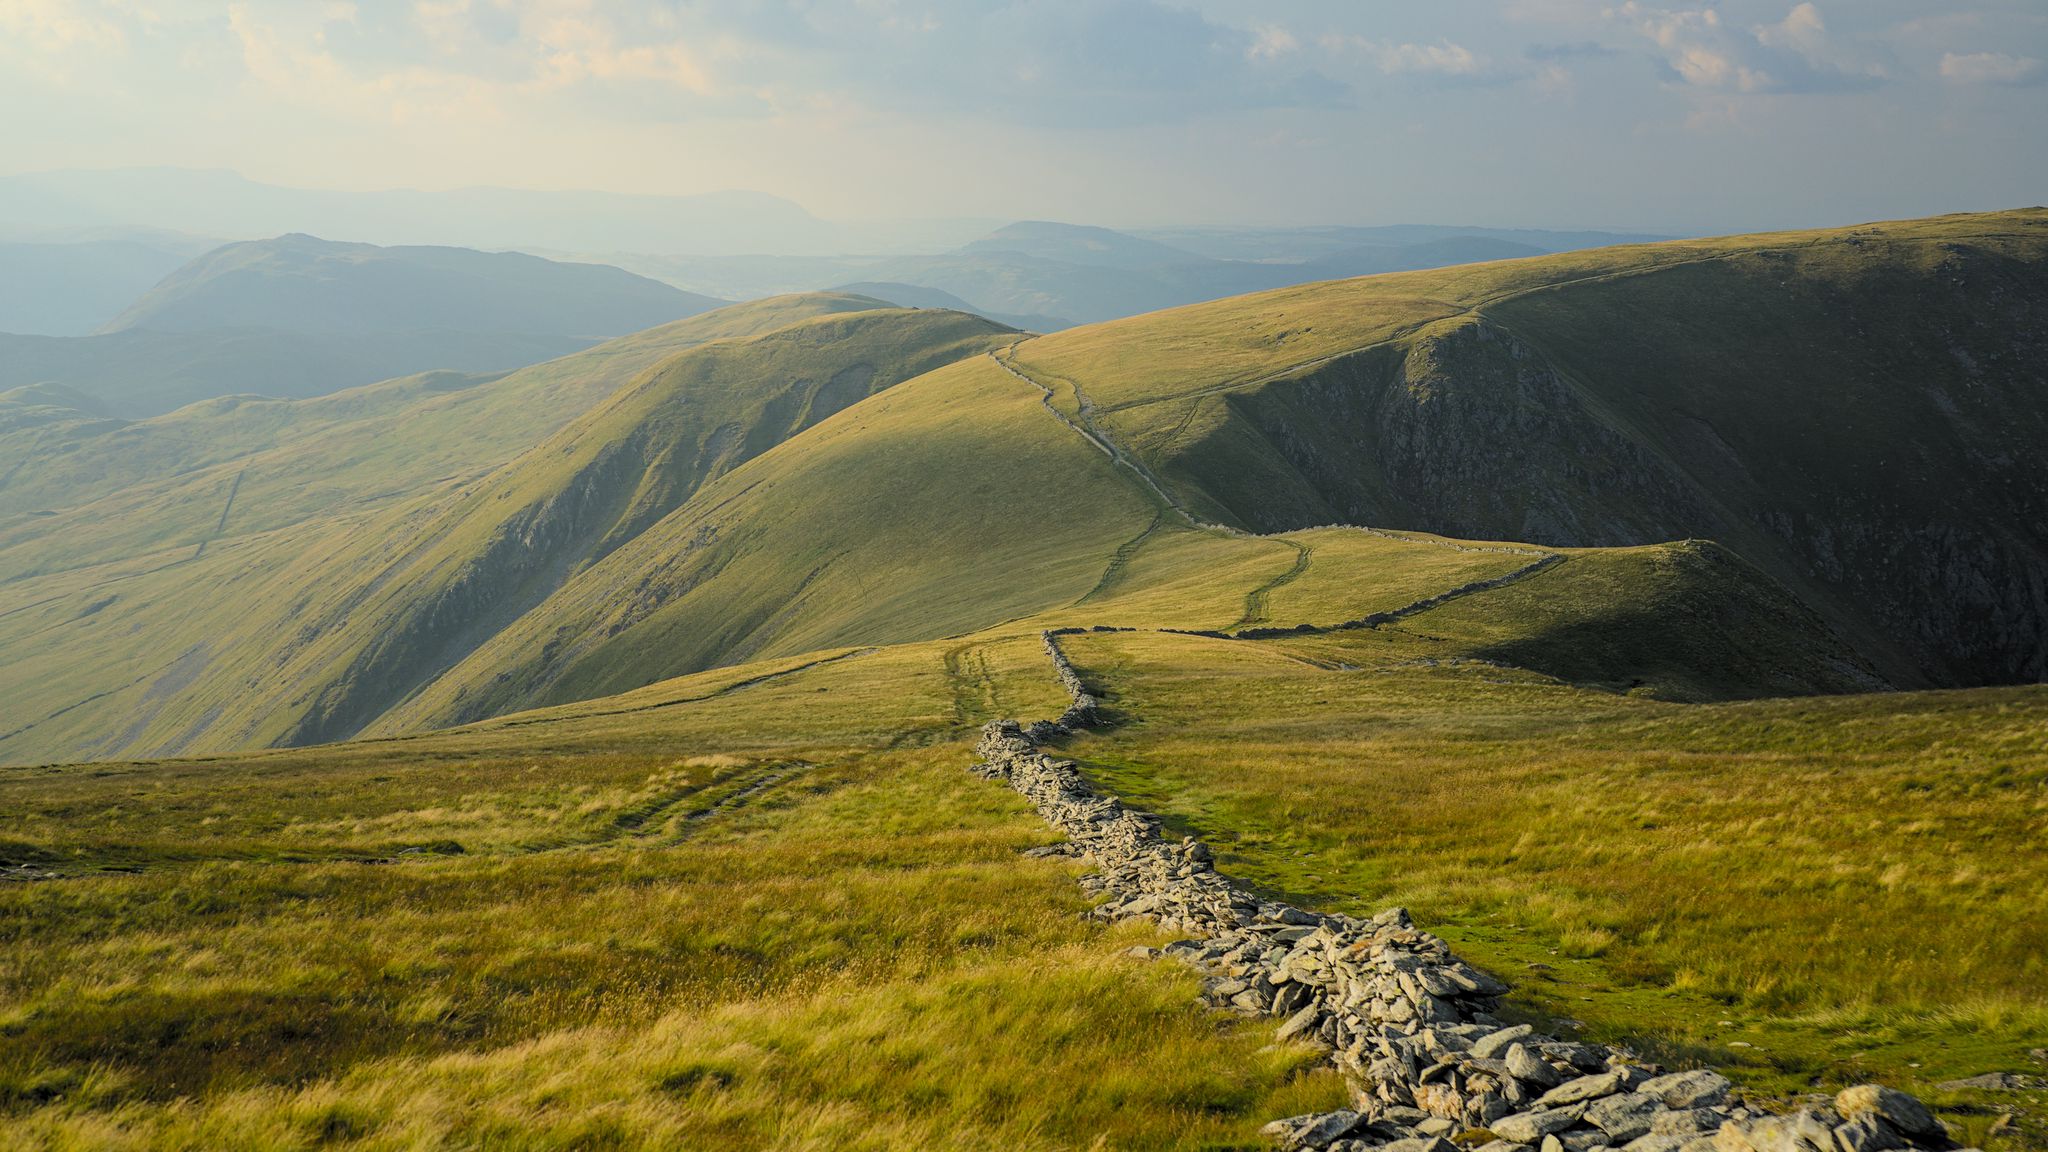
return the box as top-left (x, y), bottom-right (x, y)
top-left (1524, 41), bottom-right (1620, 61)
top-left (1607, 2), bottom-right (1886, 95)
top-left (0, 0), bottom-right (126, 81)
top-left (1248, 25), bottom-right (1298, 62)
top-left (1940, 51), bottom-right (2044, 87)
top-left (1754, 2), bottom-right (1824, 53)
top-left (1323, 33), bottom-right (1489, 78)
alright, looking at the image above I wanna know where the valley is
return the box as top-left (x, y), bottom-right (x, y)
top-left (1, 210), bottom-right (2043, 1151)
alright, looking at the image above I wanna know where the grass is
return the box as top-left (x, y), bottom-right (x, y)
top-left (1009, 209), bottom-right (2048, 690)
top-left (0, 644), bottom-right (1346, 1148)
top-left (0, 300), bottom-right (1008, 763)
top-left (1040, 626), bottom-right (2048, 1144)
top-left (8, 213), bottom-right (2047, 767)
top-left (2, 521), bottom-right (2043, 1144)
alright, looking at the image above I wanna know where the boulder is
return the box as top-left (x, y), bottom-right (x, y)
top-left (1537, 1072), bottom-right (1626, 1109)
top-left (1495, 1111), bottom-right (1585, 1144)
top-left (1650, 1110), bottom-right (1722, 1136)
top-left (1295, 1110), bottom-right (1369, 1149)
top-left (1509, 1044), bottom-right (1566, 1088)
top-left (1834, 1085), bottom-right (1945, 1144)
top-left (1833, 1114), bottom-right (1905, 1152)
top-left (1586, 1093), bottom-right (1664, 1143)
top-left (1639, 1071), bottom-right (1733, 1111)
top-left (1473, 1026), bottom-right (1537, 1060)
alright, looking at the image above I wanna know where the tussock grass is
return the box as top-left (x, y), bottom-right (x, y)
top-left (0, 738), bottom-right (1345, 1146)
top-left (1050, 628), bottom-right (2048, 1119)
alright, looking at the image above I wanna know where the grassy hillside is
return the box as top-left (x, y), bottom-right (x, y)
top-left (4, 213), bottom-right (2040, 772)
top-left (0, 295), bottom-right (940, 763)
top-left (277, 307), bottom-right (1016, 746)
top-left (0, 293), bottom-right (895, 579)
top-left (1006, 209), bottom-right (2048, 687)
top-left (0, 326), bottom-right (596, 419)
top-left (0, 584), bottom-right (2039, 1147)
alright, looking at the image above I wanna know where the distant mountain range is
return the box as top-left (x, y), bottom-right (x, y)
top-left (2, 235), bottom-right (723, 417)
top-left (607, 220), bottom-right (1668, 331)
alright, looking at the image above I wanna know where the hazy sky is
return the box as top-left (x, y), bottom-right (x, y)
top-left (2, 0), bottom-right (2044, 231)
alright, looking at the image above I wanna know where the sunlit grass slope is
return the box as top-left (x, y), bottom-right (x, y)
top-left (375, 351), bottom-right (1162, 731)
top-left (1046, 625), bottom-right (2048, 1141)
top-left (0, 299), bottom-right (994, 764)
top-left (2, 588), bottom-right (2041, 1146)
top-left (0, 291), bottom-right (894, 578)
top-left (0, 636), bottom-right (1344, 1149)
top-left (1006, 209), bottom-right (2048, 688)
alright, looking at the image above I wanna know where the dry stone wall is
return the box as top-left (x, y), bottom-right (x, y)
top-left (971, 633), bottom-right (1969, 1152)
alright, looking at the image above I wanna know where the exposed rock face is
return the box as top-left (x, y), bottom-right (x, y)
top-left (971, 634), bottom-right (1970, 1152)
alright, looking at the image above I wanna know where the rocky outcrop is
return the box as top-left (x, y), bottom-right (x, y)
top-left (971, 635), bottom-right (1969, 1152)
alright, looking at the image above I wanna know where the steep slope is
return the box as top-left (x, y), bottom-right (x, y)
top-left (278, 307), bottom-right (1015, 745)
top-left (0, 293), bottom-right (897, 579)
top-left (374, 350), bottom-right (1159, 731)
top-left (0, 304), bottom-right (1010, 761)
top-left (1007, 209), bottom-right (2048, 687)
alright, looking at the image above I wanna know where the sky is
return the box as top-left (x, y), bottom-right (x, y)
top-left (1, 0), bottom-right (2044, 232)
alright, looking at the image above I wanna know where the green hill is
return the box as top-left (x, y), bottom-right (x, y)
top-left (1007, 209), bottom-right (2048, 687)
top-left (1, 213), bottom-right (2045, 1150)
top-left (0, 299), bottom-right (1009, 761)
top-left (3, 212), bottom-right (2043, 770)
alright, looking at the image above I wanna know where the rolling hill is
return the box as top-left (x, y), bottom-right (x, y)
top-left (1, 236), bottom-right (725, 418)
top-left (2, 211), bottom-right (2043, 771)
top-left (2, 212), bottom-right (2045, 1151)
top-left (103, 234), bottom-right (723, 338)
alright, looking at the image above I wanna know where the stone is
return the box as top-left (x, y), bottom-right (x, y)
top-left (1834, 1085), bottom-right (1945, 1143)
top-left (1558, 1131), bottom-right (1611, 1152)
top-left (1537, 1072), bottom-right (1626, 1109)
top-left (1296, 1110), bottom-right (1369, 1148)
top-left (1474, 1026), bottom-right (1538, 1060)
top-left (1623, 1137), bottom-right (1691, 1152)
top-left (1833, 1114), bottom-right (1904, 1152)
top-left (1494, 1111), bottom-right (1585, 1144)
top-left (1639, 1071), bottom-right (1733, 1111)
top-left (1586, 1093), bottom-right (1664, 1143)
top-left (1509, 1044), bottom-right (1566, 1088)
top-left (1476, 1142), bottom-right (1533, 1152)
top-left (1650, 1110), bottom-right (1721, 1136)
top-left (1278, 1004), bottom-right (1326, 1042)
top-left (1382, 1139), bottom-right (1459, 1152)
top-left (1417, 1118), bottom-right (1458, 1136)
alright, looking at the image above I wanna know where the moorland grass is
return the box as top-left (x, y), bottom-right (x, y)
top-left (1047, 627), bottom-right (2048, 1145)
